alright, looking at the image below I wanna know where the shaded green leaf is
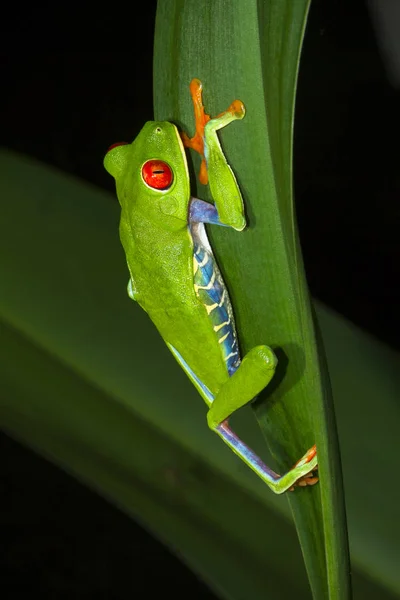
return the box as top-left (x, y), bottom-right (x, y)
top-left (153, 1), bottom-right (349, 597)
top-left (0, 151), bottom-right (399, 599)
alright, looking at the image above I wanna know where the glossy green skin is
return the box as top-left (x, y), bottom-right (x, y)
top-left (105, 122), bottom-right (231, 401)
top-left (104, 115), bottom-right (318, 494)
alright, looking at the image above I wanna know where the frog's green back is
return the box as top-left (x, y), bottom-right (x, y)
top-left (104, 121), bottom-right (231, 401)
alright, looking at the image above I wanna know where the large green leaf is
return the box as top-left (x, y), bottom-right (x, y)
top-left (1, 151), bottom-right (399, 599)
top-left (153, 1), bottom-right (348, 598)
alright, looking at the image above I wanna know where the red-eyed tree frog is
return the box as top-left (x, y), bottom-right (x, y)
top-left (104, 79), bottom-right (318, 494)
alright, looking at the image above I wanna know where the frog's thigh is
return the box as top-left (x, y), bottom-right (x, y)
top-left (167, 343), bottom-right (214, 405)
top-left (207, 345), bottom-right (277, 429)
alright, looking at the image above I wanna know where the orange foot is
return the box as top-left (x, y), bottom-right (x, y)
top-left (181, 78), bottom-right (245, 185)
top-left (289, 444), bottom-right (318, 491)
top-left (291, 468), bottom-right (319, 490)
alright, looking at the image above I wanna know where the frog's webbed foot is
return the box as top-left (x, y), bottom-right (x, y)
top-left (180, 79), bottom-right (210, 185)
top-left (181, 78), bottom-right (245, 185)
top-left (208, 347), bottom-right (318, 494)
top-left (292, 469), bottom-right (319, 489)
top-left (287, 445), bottom-right (319, 491)
top-left (215, 419), bottom-right (318, 494)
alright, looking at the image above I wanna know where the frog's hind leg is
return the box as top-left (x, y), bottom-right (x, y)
top-left (216, 421), bottom-right (318, 494)
top-left (207, 345), bottom-right (277, 427)
top-left (207, 345), bottom-right (318, 494)
top-left (167, 343), bottom-right (214, 408)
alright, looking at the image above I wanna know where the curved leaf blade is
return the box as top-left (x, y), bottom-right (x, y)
top-left (153, 1), bottom-right (350, 598)
top-left (1, 151), bottom-right (399, 598)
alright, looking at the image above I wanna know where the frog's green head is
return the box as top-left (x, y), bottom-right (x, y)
top-left (104, 121), bottom-right (190, 230)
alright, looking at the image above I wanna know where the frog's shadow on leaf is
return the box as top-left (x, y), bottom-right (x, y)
top-left (251, 342), bottom-right (306, 411)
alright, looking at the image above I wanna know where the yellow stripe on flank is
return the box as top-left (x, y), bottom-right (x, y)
top-left (198, 253), bottom-right (209, 267)
top-left (213, 319), bottom-right (230, 333)
top-left (224, 351), bottom-right (238, 361)
top-left (193, 257), bottom-right (199, 274)
top-left (195, 271), bottom-right (216, 292)
top-left (218, 289), bottom-right (226, 307)
top-left (218, 331), bottom-right (229, 344)
top-left (205, 302), bottom-right (218, 314)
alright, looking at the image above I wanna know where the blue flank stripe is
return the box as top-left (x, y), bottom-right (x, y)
top-left (193, 244), bottom-right (240, 376)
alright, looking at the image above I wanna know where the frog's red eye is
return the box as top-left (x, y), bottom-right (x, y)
top-left (142, 160), bottom-right (173, 190)
top-left (107, 142), bottom-right (128, 152)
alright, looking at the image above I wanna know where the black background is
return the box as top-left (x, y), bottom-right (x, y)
top-left (1, 0), bottom-right (399, 597)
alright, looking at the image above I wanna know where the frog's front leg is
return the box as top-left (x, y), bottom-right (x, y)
top-left (182, 78), bottom-right (246, 231)
top-left (208, 345), bottom-right (318, 494)
top-left (202, 104), bottom-right (246, 232)
top-left (189, 197), bottom-right (229, 227)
